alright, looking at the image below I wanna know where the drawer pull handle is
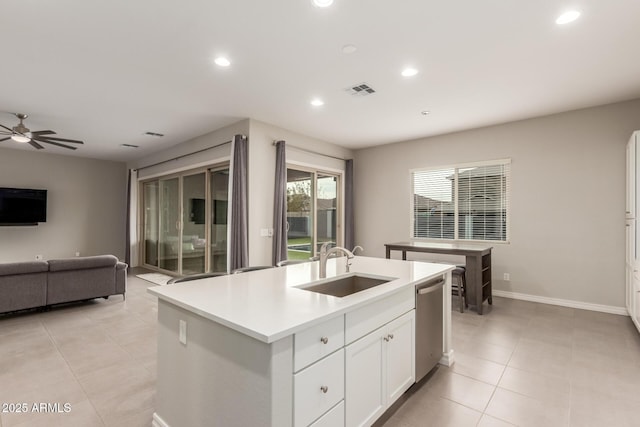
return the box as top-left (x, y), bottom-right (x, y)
top-left (320, 386), bottom-right (328, 393)
top-left (320, 337), bottom-right (329, 344)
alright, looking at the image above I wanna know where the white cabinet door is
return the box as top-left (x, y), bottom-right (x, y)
top-left (633, 271), bottom-right (640, 332)
top-left (385, 311), bottom-right (415, 404)
top-left (345, 328), bottom-right (385, 427)
top-left (345, 310), bottom-right (416, 427)
top-left (627, 135), bottom-right (636, 219)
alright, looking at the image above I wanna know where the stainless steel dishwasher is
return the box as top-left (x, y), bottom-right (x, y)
top-left (415, 275), bottom-right (445, 382)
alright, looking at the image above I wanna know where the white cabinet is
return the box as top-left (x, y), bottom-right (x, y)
top-left (627, 131), bottom-right (640, 334)
top-left (309, 401), bottom-right (344, 427)
top-left (294, 315), bottom-right (344, 372)
top-left (385, 311), bottom-right (415, 404)
top-left (633, 270), bottom-right (640, 331)
top-left (345, 310), bottom-right (415, 427)
top-left (627, 135), bottom-right (636, 219)
top-left (294, 349), bottom-right (344, 427)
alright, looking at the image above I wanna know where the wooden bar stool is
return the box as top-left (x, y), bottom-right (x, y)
top-left (451, 266), bottom-right (468, 313)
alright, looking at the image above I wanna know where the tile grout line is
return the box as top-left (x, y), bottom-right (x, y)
top-left (41, 309), bottom-right (108, 427)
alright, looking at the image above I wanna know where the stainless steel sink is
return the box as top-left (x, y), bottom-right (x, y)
top-left (297, 273), bottom-right (395, 297)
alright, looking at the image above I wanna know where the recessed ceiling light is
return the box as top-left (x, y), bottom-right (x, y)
top-left (556, 10), bottom-right (580, 25)
top-left (401, 68), bottom-right (418, 77)
top-left (310, 99), bottom-right (325, 107)
top-left (342, 44), bottom-right (357, 54)
top-left (214, 57), bottom-right (231, 67)
top-left (421, 111), bottom-right (430, 116)
top-left (312, 0), bottom-right (333, 7)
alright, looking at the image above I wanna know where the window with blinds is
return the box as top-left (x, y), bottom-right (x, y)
top-left (411, 160), bottom-right (510, 242)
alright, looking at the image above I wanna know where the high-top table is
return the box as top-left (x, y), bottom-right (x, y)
top-left (385, 241), bottom-right (493, 314)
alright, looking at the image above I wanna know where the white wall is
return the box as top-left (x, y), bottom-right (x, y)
top-left (354, 98), bottom-right (640, 308)
top-left (247, 119), bottom-right (353, 265)
top-left (0, 147), bottom-right (127, 262)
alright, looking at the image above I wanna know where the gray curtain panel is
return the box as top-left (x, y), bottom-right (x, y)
top-left (230, 135), bottom-right (249, 271)
top-left (272, 140), bottom-right (288, 266)
top-left (345, 159), bottom-right (355, 250)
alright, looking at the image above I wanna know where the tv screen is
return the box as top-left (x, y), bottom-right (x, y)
top-left (0, 187), bottom-right (47, 225)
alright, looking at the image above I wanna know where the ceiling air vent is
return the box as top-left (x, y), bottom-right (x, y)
top-left (345, 83), bottom-right (376, 97)
top-left (144, 131), bottom-right (164, 137)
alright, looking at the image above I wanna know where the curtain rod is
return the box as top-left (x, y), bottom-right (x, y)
top-left (134, 139), bottom-right (234, 172)
top-left (272, 140), bottom-right (349, 161)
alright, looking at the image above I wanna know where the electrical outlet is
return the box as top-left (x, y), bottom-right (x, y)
top-left (75, 251), bottom-right (80, 257)
top-left (35, 254), bottom-right (43, 260)
top-left (503, 273), bottom-right (510, 281)
top-left (179, 320), bottom-right (187, 345)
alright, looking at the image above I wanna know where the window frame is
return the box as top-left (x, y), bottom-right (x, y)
top-left (409, 158), bottom-right (511, 244)
top-left (286, 161), bottom-right (344, 257)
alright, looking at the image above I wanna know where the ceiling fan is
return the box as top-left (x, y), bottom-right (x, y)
top-left (0, 113), bottom-right (84, 150)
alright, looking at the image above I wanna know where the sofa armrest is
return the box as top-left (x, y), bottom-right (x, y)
top-left (115, 262), bottom-right (127, 295)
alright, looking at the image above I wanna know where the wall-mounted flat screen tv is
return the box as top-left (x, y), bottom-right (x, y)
top-left (0, 187), bottom-right (47, 225)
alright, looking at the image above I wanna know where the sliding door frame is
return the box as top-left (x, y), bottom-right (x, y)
top-left (286, 162), bottom-right (344, 257)
top-left (138, 163), bottom-right (229, 276)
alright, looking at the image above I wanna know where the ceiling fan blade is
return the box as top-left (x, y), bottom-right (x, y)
top-left (27, 139), bottom-right (45, 150)
top-left (0, 124), bottom-right (14, 133)
top-left (33, 138), bottom-right (77, 150)
top-left (31, 130), bottom-right (56, 136)
top-left (0, 137), bottom-right (11, 142)
top-left (36, 135), bottom-right (84, 144)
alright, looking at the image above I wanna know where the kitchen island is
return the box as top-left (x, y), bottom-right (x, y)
top-left (148, 256), bottom-right (454, 427)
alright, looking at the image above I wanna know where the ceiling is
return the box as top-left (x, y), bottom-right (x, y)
top-left (1, 0), bottom-right (639, 162)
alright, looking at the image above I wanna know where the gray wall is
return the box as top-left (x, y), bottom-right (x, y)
top-left (354, 98), bottom-right (640, 308)
top-left (248, 119), bottom-right (353, 266)
top-left (0, 147), bottom-right (127, 262)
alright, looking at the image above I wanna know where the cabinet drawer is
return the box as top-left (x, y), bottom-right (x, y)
top-left (345, 286), bottom-right (414, 344)
top-left (294, 348), bottom-right (345, 427)
top-left (309, 401), bottom-right (344, 427)
top-left (294, 315), bottom-right (344, 372)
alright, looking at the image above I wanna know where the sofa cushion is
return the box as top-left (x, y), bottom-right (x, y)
top-left (48, 255), bottom-right (118, 272)
top-left (0, 261), bottom-right (49, 277)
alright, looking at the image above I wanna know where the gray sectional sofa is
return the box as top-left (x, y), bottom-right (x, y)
top-left (0, 255), bottom-right (127, 314)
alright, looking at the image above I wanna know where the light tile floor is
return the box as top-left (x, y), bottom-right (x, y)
top-left (1, 271), bottom-right (639, 426)
top-left (382, 298), bottom-right (640, 427)
top-left (0, 268), bottom-right (157, 427)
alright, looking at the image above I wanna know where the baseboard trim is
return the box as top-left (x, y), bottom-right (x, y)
top-left (152, 413), bottom-right (170, 427)
top-left (492, 290), bottom-right (628, 316)
top-left (439, 349), bottom-right (454, 367)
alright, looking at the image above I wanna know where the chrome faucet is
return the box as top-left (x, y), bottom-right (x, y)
top-left (319, 242), bottom-right (355, 278)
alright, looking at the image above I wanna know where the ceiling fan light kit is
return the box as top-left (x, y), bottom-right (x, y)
top-left (0, 113), bottom-right (84, 150)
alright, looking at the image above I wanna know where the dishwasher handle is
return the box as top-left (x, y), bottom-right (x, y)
top-left (416, 279), bottom-right (445, 295)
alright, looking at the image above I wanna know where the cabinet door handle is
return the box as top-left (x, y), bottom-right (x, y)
top-left (388, 334), bottom-right (394, 340)
top-left (320, 337), bottom-right (328, 344)
top-left (320, 386), bottom-right (328, 393)
top-left (383, 336), bottom-right (389, 342)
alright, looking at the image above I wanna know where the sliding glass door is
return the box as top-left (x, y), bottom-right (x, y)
top-left (286, 167), bottom-right (341, 260)
top-left (158, 177), bottom-right (180, 273)
top-left (181, 173), bottom-right (206, 275)
top-left (141, 166), bottom-right (229, 275)
top-left (210, 168), bottom-right (229, 273)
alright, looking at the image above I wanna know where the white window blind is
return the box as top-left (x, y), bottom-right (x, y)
top-left (412, 160), bottom-right (510, 242)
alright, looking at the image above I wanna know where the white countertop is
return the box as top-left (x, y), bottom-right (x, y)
top-left (148, 256), bottom-right (454, 343)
